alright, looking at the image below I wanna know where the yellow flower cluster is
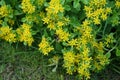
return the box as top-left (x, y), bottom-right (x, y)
top-left (115, 0), bottom-right (120, 8)
top-left (38, 37), bottom-right (54, 55)
top-left (76, 20), bottom-right (93, 49)
top-left (42, 0), bottom-right (69, 30)
top-left (37, 0), bottom-right (44, 6)
top-left (62, 19), bottom-right (93, 79)
top-left (0, 5), bottom-right (9, 17)
top-left (84, 0), bottom-right (112, 24)
top-left (77, 46), bottom-right (92, 79)
top-left (77, 62), bottom-right (91, 79)
top-left (56, 28), bottom-right (70, 42)
top-left (63, 51), bottom-right (77, 74)
top-left (63, 46), bottom-right (92, 79)
top-left (93, 53), bottom-right (110, 71)
top-left (0, 26), bottom-right (16, 42)
top-left (21, 0), bottom-right (35, 14)
top-left (93, 41), bottom-right (104, 53)
top-left (16, 23), bottom-right (34, 46)
top-left (104, 34), bottom-right (115, 47)
top-left (46, 0), bottom-right (64, 15)
top-left (67, 39), bottom-right (78, 47)
top-left (65, 17), bottom-right (110, 79)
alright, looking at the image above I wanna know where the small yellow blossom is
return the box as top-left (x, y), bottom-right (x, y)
top-left (8, 19), bottom-right (14, 26)
top-left (56, 28), bottom-right (70, 42)
top-left (115, 1), bottom-right (120, 8)
top-left (63, 51), bottom-right (76, 74)
top-left (0, 26), bottom-right (16, 42)
top-left (47, 22), bottom-right (56, 30)
top-left (39, 11), bottom-right (45, 18)
top-left (57, 21), bottom-right (64, 27)
top-left (82, 20), bottom-right (90, 27)
top-left (37, 0), bottom-right (44, 6)
top-left (63, 17), bottom-right (70, 25)
top-left (42, 17), bottom-right (50, 24)
top-left (0, 5), bottom-right (9, 17)
top-left (46, 0), bottom-right (64, 14)
top-left (84, 6), bottom-right (92, 13)
top-left (104, 34), bottom-right (114, 47)
top-left (77, 62), bottom-right (91, 79)
top-left (21, 0), bottom-right (35, 14)
top-left (93, 17), bottom-right (100, 25)
top-left (67, 39), bottom-right (78, 46)
top-left (101, 13), bottom-right (107, 20)
top-left (106, 7), bottom-right (112, 13)
top-left (38, 37), bottom-right (54, 55)
top-left (63, 51), bottom-right (75, 65)
top-left (16, 23), bottom-right (34, 46)
top-left (95, 53), bottom-right (110, 70)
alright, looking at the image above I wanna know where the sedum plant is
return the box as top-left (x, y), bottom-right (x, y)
top-left (0, 0), bottom-right (120, 79)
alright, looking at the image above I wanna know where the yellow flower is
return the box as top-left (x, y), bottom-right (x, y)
top-left (38, 37), bottom-right (54, 55)
top-left (39, 11), bottom-right (45, 18)
top-left (0, 5), bottom-right (9, 17)
top-left (57, 21), bottom-right (64, 27)
top-left (63, 51), bottom-right (75, 64)
top-left (42, 17), bottom-right (50, 24)
top-left (21, 0), bottom-right (35, 14)
top-left (0, 26), bottom-right (16, 42)
top-left (63, 17), bottom-right (70, 25)
top-left (67, 39), bottom-right (78, 46)
top-left (47, 22), bottom-right (56, 30)
top-left (84, 6), bottom-right (92, 13)
top-left (0, 20), bottom-right (3, 24)
top-left (25, 15), bottom-right (33, 22)
top-left (16, 23), bottom-right (34, 46)
top-left (101, 13), bottom-right (107, 20)
top-left (106, 7), bottom-right (112, 13)
top-left (74, 54), bottom-right (81, 63)
top-left (56, 28), bottom-right (70, 42)
top-left (8, 19), bottom-right (14, 26)
top-left (93, 17), bottom-right (100, 25)
top-left (104, 34), bottom-right (114, 47)
top-left (94, 61), bottom-right (103, 71)
top-left (63, 51), bottom-right (76, 74)
top-left (66, 67), bottom-right (73, 75)
top-left (96, 53), bottom-right (110, 68)
top-left (77, 62), bottom-right (91, 79)
top-left (82, 20), bottom-right (90, 27)
top-left (37, 0), bottom-right (44, 6)
top-left (46, 0), bottom-right (64, 15)
top-left (115, 1), bottom-right (120, 8)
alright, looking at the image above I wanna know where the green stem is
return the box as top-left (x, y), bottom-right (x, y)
top-left (103, 20), bottom-right (108, 37)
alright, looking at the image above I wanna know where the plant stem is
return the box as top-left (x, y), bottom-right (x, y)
top-left (103, 20), bottom-right (108, 37)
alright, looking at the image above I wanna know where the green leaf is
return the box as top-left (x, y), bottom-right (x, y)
top-left (66, 0), bottom-right (73, 3)
top-left (0, 0), bottom-right (5, 6)
top-left (116, 48), bottom-right (120, 57)
top-left (60, 0), bottom-right (65, 5)
top-left (52, 65), bottom-right (57, 72)
top-left (80, 0), bottom-right (89, 4)
top-left (64, 5), bottom-right (71, 11)
top-left (55, 43), bottom-right (62, 52)
top-left (23, 42), bottom-right (27, 46)
top-left (73, 0), bottom-right (80, 9)
top-left (14, 10), bottom-right (23, 15)
top-left (105, 52), bottom-right (111, 58)
top-left (44, 2), bottom-right (49, 7)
